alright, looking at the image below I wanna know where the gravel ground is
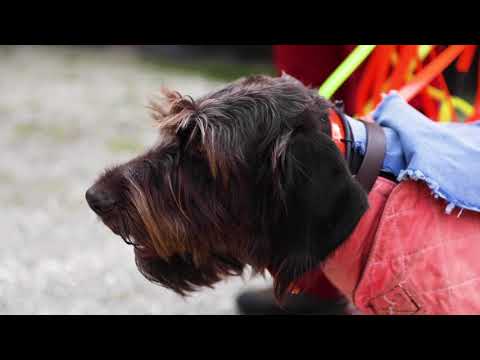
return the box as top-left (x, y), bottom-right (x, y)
top-left (0, 45), bottom-right (271, 314)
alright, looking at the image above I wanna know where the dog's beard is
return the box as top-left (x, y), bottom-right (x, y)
top-left (95, 170), bottom-right (251, 296)
top-left (134, 250), bottom-right (245, 296)
top-left (99, 205), bottom-right (246, 296)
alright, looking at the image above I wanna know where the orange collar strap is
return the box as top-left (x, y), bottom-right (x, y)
top-left (328, 107), bottom-right (347, 156)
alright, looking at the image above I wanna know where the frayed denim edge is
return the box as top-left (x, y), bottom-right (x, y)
top-left (398, 169), bottom-right (480, 215)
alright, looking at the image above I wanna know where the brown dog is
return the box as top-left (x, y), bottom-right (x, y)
top-left (86, 74), bottom-right (368, 301)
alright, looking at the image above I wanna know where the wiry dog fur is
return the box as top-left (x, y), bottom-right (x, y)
top-left (87, 74), bottom-right (368, 301)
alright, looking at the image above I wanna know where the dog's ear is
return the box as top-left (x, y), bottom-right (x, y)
top-left (280, 71), bottom-right (304, 86)
top-left (269, 130), bottom-right (369, 301)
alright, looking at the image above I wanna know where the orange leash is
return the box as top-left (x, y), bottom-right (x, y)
top-left (355, 47), bottom-right (382, 116)
top-left (467, 59), bottom-right (480, 122)
top-left (389, 45), bottom-right (418, 90)
top-left (456, 45), bottom-right (477, 73)
top-left (370, 45), bottom-right (396, 107)
top-left (398, 45), bottom-right (467, 102)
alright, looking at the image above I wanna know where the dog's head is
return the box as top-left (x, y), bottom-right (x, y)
top-left (86, 74), bottom-right (368, 301)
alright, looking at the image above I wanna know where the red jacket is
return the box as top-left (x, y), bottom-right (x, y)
top-left (318, 177), bottom-right (480, 315)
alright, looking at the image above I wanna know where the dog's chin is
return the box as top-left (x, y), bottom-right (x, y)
top-left (109, 225), bottom-right (123, 237)
top-left (99, 217), bottom-right (123, 237)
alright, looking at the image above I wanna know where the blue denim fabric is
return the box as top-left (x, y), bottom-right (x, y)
top-left (347, 92), bottom-right (480, 214)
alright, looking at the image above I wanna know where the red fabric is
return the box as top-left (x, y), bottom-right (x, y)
top-left (320, 177), bottom-right (480, 315)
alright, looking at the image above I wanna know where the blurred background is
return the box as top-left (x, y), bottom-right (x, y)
top-left (1, 45), bottom-right (477, 314)
top-left (0, 45), bottom-right (277, 315)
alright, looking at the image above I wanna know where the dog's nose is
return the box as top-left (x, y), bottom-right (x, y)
top-left (86, 186), bottom-right (116, 214)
